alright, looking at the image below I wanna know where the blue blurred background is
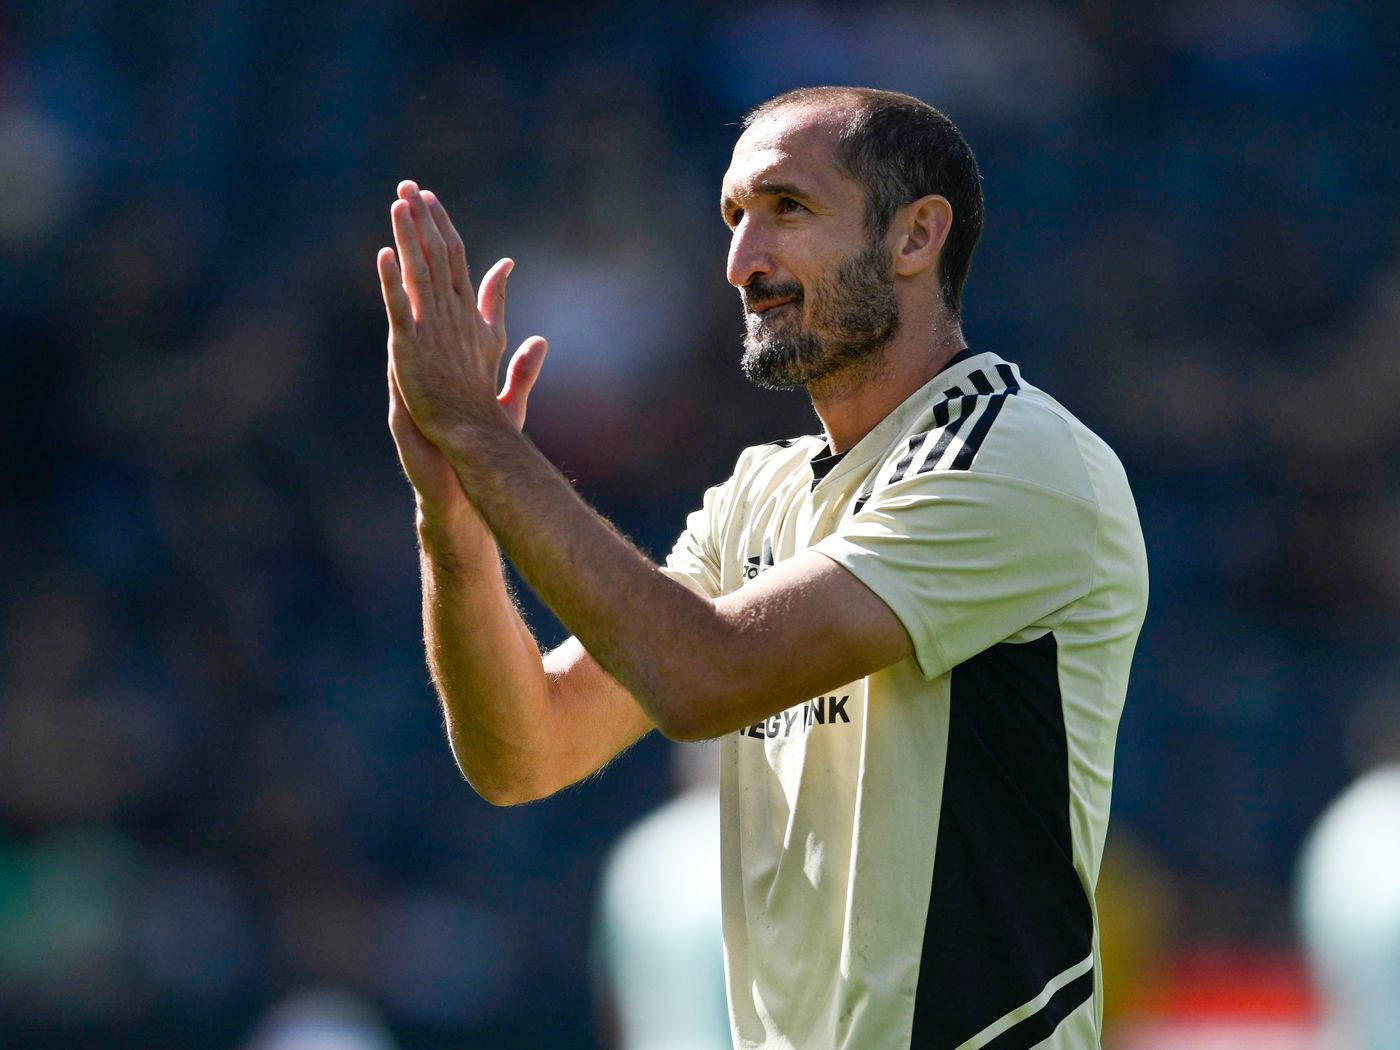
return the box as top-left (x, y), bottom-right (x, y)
top-left (2, 1), bottom-right (1397, 1046)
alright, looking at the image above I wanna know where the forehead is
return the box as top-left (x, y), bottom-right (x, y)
top-left (721, 105), bottom-right (857, 206)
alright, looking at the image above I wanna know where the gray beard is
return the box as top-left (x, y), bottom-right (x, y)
top-left (740, 238), bottom-right (899, 390)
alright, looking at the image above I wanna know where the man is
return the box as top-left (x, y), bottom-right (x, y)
top-left (378, 86), bottom-right (1148, 1050)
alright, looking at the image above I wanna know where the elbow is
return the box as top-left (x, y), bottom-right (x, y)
top-left (465, 770), bottom-right (552, 807)
top-left (448, 737), bottom-right (552, 807)
top-left (459, 765), bottom-right (525, 806)
top-left (650, 666), bottom-right (812, 743)
top-left (647, 678), bottom-right (741, 743)
top-left (474, 783), bottom-right (534, 808)
top-left (655, 712), bottom-right (712, 744)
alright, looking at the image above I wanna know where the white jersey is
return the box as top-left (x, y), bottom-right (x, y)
top-left (662, 351), bottom-right (1148, 1050)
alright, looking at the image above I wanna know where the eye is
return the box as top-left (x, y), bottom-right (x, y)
top-left (727, 207), bottom-right (744, 228)
top-left (777, 196), bottom-right (807, 214)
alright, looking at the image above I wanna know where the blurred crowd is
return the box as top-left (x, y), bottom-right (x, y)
top-left (1, 1), bottom-right (1397, 1046)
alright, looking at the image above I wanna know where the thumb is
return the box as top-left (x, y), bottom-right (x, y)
top-left (477, 257), bottom-right (515, 338)
top-left (498, 336), bottom-right (549, 429)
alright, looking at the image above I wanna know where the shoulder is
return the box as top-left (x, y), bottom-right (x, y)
top-left (915, 356), bottom-right (1131, 512)
top-left (737, 433), bottom-right (827, 468)
top-left (855, 356), bottom-right (1145, 558)
top-left (682, 434), bottom-right (824, 539)
top-left (965, 382), bottom-right (1101, 505)
top-left (960, 366), bottom-right (1147, 599)
top-left (855, 357), bottom-right (1089, 503)
top-left (726, 434), bottom-right (827, 491)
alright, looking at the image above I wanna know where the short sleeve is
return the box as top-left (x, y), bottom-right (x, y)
top-left (660, 480), bottom-right (730, 599)
top-left (811, 471), bottom-right (1098, 680)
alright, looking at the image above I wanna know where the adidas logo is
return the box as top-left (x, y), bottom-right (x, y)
top-left (742, 537), bottom-right (775, 581)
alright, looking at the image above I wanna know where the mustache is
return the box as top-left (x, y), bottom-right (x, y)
top-left (741, 279), bottom-right (804, 313)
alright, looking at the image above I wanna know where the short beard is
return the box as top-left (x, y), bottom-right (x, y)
top-left (740, 237), bottom-right (899, 390)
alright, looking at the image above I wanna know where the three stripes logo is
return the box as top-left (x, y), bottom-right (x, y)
top-left (888, 363), bottom-right (1021, 484)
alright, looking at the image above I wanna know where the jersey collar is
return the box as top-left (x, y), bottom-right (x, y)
top-left (807, 349), bottom-right (1008, 491)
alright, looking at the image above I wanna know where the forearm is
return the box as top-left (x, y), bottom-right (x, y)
top-left (379, 181), bottom-right (664, 784)
top-left (417, 504), bottom-right (557, 803)
top-left (441, 409), bottom-right (742, 740)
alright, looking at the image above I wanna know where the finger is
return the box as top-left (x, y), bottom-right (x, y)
top-left (401, 185), bottom-right (451, 297)
top-left (387, 348), bottom-right (408, 423)
top-left (387, 361), bottom-right (432, 467)
top-left (384, 299), bottom-right (416, 437)
top-left (390, 200), bottom-right (429, 316)
top-left (377, 247), bottom-right (413, 332)
top-left (420, 190), bottom-right (472, 299)
top-left (498, 336), bottom-right (549, 429)
top-left (399, 181), bottom-right (435, 288)
top-left (477, 257), bottom-right (515, 339)
top-left (387, 356), bottom-right (407, 428)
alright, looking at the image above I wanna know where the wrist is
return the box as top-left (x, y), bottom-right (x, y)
top-left (436, 396), bottom-right (517, 469)
top-left (416, 495), bottom-right (487, 552)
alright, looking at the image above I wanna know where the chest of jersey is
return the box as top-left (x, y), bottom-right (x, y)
top-left (722, 460), bottom-right (869, 593)
top-left (719, 454), bottom-right (877, 794)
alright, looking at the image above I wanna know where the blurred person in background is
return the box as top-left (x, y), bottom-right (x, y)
top-left (379, 84), bottom-right (1147, 1050)
top-left (593, 741), bottom-right (727, 1050)
top-left (240, 987), bottom-right (398, 1050)
top-left (1296, 687), bottom-right (1400, 1049)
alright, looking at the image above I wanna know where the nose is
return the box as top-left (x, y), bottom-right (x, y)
top-left (726, 216), bottom-right (775, 290)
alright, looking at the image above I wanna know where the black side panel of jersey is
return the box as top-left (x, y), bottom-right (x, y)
top-left (909, 634), bottom-right (1094, 1049)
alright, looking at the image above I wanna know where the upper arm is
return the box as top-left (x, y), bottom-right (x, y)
top-left (667, 550), bottom-right (913, 740)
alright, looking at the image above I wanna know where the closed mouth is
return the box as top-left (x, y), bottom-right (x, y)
top-left (751, 298), bottom-right (796, 315)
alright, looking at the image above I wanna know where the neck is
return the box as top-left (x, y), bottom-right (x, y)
top-left (807, 316), bottom-right (967, 453)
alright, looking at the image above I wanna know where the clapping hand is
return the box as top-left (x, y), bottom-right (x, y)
top-left (378, 180), bottom-right (547, 517)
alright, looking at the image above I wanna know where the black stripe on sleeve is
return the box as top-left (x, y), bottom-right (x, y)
top-left (884, 361), bottom-right (1021, 492)
top-left (915, 394), bottom-right (981, 475)
top-left (888, 433), bottom-right (929, 486)
top-left (886, 393), bottom-right (956, 488)
top-left (940, 366), bottom-right (1019, 473)
top-left (945, 370), bottom-right (1021, 472)
top-left (946, 392), bottom-right (1008, 472)
top-left (909, 634), bottom-right (1094, 1049)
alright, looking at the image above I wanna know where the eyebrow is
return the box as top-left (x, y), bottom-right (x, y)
top-left (720, 180), bottom-right (813, 221)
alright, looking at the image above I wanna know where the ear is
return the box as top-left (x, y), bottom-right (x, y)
top-left (892, 194), bottom-right (953, 279)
